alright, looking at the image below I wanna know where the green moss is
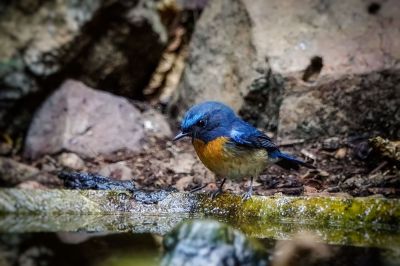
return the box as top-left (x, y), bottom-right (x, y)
top-left (227, 217), bottom-right (400, 249)
top-left (197, 194), bottom-right (400, 230)
top-left (1, 189), bottom-right (399, 229)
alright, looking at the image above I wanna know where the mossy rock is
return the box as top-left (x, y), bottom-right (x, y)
top-left (0, 188), bottom-right (399, 249)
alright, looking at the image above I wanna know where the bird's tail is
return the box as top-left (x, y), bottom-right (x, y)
top-left (272, 151), bottom-right (315, 170)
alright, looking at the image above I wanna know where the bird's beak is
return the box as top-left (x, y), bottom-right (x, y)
top-left (173, 131), bottom-right (189, 141)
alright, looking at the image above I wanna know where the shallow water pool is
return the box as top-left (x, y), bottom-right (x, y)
top-left (0, 214), bottom-right (399, 266)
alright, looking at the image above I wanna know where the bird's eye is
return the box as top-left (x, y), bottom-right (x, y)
top-left (197, 119), bottom-right (206, 127)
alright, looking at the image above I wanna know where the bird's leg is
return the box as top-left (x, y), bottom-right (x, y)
top-left (211, 178), bottom-right (226, 199)
top-left (242, 176), bottom-right (253, 200)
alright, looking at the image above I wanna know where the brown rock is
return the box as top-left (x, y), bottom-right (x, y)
top-left (16, 180), bottom-right (46, 190)
top-left (24, 80), bottom-right (145, 159)
top-left (57, 153), bottom-right (85, 170)
top-left (278, 72), bottom-right (400, 140)
top-left (0, 157), bottom-right (39, 185)
top-left (99, 161), bottom-right (132, 181)
top-left (167, 152), bottom-right (196, 174)
top-left (304, 185), bottom-right (318, 194)
top-left (0, 0), bottom-right (166, 134)
top-left (175, 176), bottom-right (194, 191)
top-left (172, 0), bottom-right (256, 114)
top-left (334, 148), bottom-right (347, 159)
top-left (172, 0), bottom-right (400, 139)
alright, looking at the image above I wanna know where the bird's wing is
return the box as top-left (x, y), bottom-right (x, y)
top-left (228, 120), bottom-right (315, 169)
top-left (228, 121), bottom-right (279, 154)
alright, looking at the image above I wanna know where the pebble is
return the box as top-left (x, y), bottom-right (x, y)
top-left (58, 152), bottom-right (85, 170)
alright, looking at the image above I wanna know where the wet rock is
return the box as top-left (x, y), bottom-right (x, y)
top-left (161, 220), bottom-right (268, 266)
top-left (58, 171), bottom-right (135, 191)
top-left (61, 171), bottom-right (176, 204)
top-left (172, 0), bottom-right (400, 139)
top-left (24, 80), bottom-right (145, 159)
top-left (58, 152), bottom-right (85, 170)
top-left (99, 161), bottom-right (132, 181)
top-left (0, 157), bottom-right (39, 185)
top-left (133, 190), bottom-right (173, 204)
top-left (0, 188), bottom-right (400, 238)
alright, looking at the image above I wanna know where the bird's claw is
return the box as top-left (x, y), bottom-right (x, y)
top-left (210, 188), bottom-right (223, 199)
top-left (241, 190), bottom-right (253, 201)
top-left (209, 178), bottom-right (226, 199)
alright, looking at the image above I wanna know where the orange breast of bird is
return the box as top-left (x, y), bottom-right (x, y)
top-left (192, 137), bottom-right (270, 179)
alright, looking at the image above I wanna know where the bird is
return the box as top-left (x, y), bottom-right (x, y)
top-left (173, 101), bottom-right (314, 199)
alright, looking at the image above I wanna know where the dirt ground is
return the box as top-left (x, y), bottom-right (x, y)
top-left (14, 132), bottom-right (399, 198)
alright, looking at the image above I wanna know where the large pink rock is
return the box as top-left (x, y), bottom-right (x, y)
top-left (24, 80), bottom-right (145, 159)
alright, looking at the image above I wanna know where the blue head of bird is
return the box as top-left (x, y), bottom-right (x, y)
top-left (173, 101), bottom-right (236, 143)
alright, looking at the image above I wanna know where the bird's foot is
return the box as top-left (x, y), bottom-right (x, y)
top-left (209, 178), bottom-right (226, 199)
top-left (210, 188), bottom-right (224, 199)
top-left (241, 190), bottom-right (253, 201)
top-left (242, 176), bottom-right (254, 201)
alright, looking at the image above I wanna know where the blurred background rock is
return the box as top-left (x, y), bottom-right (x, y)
top-left (0, 0), bottom-right (202, 154)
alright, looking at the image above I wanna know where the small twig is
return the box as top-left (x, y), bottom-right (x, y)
top-left (301, 149), bottom-right (317, 161)
top-left (262, 187), bottom-right (304, 196)
top-left (189, 183), bottom-right (208, 193)
top-left (278, 139), bottom-right (305, 147)
top-left (369, 161), bottom-right (388, 176)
